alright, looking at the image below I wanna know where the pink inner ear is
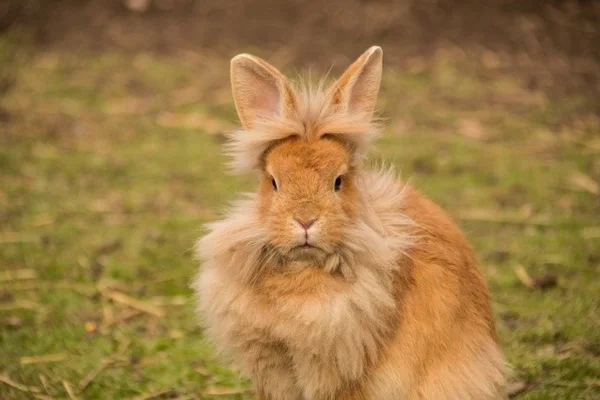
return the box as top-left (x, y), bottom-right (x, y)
top-left (252, 77), bottom-right (281, 118)
top-left (237, 66), bottom-right (283, 123)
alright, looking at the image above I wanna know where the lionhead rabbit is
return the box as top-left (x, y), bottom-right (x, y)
top-left (194, 46), bottom-right (508, 399)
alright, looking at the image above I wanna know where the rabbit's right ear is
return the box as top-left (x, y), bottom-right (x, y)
top-left (329, 46), bottom-right (383, 119)
top-left (230, 54), bottom-right (297, 131)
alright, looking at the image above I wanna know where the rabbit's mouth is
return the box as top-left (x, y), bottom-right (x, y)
top-left (289, 243), bottom-right (325, 257)
top-left (294, 243), bottom-right (317, 251)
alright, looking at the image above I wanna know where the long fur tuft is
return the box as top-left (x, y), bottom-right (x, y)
top-left (225, 78), bottom-right (382, 173)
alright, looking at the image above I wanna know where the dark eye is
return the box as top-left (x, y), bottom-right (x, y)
top-left (334, 176), bottom-right (343, 192)
top-left (271, 177), bottom-right (278, 191)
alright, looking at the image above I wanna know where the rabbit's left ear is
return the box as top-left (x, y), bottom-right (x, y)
top-left (230, 54), bottom-right (297, 131)
top-left (329, 46), bottom-right (383, 118)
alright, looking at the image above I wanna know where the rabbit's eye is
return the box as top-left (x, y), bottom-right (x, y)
top-left (271, 177), bottom-right (278, 191)
top-left (334, 176), bottom-right (343, 192)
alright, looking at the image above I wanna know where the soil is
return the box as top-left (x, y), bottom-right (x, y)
top-left (2, 0), bottom-right (600, 105)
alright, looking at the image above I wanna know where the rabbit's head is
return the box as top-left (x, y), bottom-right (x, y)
top-left (227, 47), bottom-right (383, 261)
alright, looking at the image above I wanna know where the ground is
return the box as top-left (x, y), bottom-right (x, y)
top-left (1, 3), bottom-right (600, 399)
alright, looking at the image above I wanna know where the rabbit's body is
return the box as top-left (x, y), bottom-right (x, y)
top-left (194, 47), bottom-right (507, 399)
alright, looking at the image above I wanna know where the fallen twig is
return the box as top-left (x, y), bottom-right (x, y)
top-left (21, 353), bottom-right (68, 365)
top-left (133, 389), bottom-right (175, 400)
top-left (562, 135), bottom-right (600, 153)
top-left (0, 233), bottom-right (39, 244)
top-left (100, 289), bottom-right (165, 318)
top-left (514, 265), bottom-right (534, 288)
top-left (0, 268), bottom-right (37, 282)
top-left (139, 352), bottom-right (169, 367)
top-left (62, 381), bottom-right (78, 400)
top-left (514, 265), bottom-right (557, 290)
top-left (78, 359), bottom-right (114, 393)
top-left (0, 300), bottom-right (43, 311)
top-left (459, 210), bottom-right (554, 226)
top-left (0, 373), bottom-right (41, 393)
top-left (506, 380), bottom-right (527, 398)
top-left (5, 281), bottom-right (96, 296)
top-left (78, 334), bottom-right (133, 393)
top-left (102, 309), bottom-right (143, 329)
top-left (546, 379), bottom-right (600, 388)
top-left (581, 227), bottom-right (600, 239)
top-left (117, 337), bottom-right (132, 355)
top-left (33, 395), bottom-right (55, 400)
top-left (203, 386), bottom-right (255, 396)
top-left (459, 210), bottom-right (600, 228)
top-left (39, 374), bottom-right (54, 395)
top-left (567, 171), bottom-right (599, 195)
top-left (150, 296), bottom-right (187, 306)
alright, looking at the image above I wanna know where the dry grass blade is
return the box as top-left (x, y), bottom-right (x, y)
top-left (155, 111), bottom-right (233, 135)
top-left (514, 265), bottom-right (557, 290)
top-left (116, 337), bottom-right (132, 355)
top-left (102, 308), bottom-right (143, 329)
top-left (104, 96), bottom-right (157, 115)
top-left (21, 353), bottom-right (68, 365)
top-left (139, 353), bottom-right (169, 367)
top-left (563, 136), bottom-right (600, 152)
top-left (133, 389), bottom-right (175, 400)
top-left (62, 381), bottom-right (78, 400)
top-left (39, 374), bottom-right (54, 395)
top-left (568, 171), bottom-right (600, 195)
top-left (33, 395), bottom-right (55, 400)
top-left (0, 300), bottom-right (43, 311)
top-left (0, 373), bottom-right (41, 393)
top-left (514, 265), bottom-right (535, 288)
top-left (0, 268), bottom-right (37, 282)
top-left (507, 380), bottom-right (528, 398)
top-left (0, 233), bottom-right (39, 244)
top-left (78, 359), bottom-right (114, 392)
top-left (203, 386), bottom-right (255, 396)
top-left (123, 0), bottom-right (151, 12)
top-left (458, 118), bottom-right (488, 140)
top-left (101, 289), bottom-right (165, 318)
top-left (581, 227), bottom-right (600, 239)
top-left (4, 281), bottom-right (96, 296)
top-left (194, 366), bottom-right (211, 377)
top-left (150, 296), bottom-right (187, 306)
top-left (458, 209), bottom-right (554, 226)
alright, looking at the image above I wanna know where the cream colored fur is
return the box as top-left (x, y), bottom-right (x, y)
top-left (193, 46), bottom-right (508, 400)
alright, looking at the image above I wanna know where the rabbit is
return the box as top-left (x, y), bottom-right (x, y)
top-left (193, 46), bottom-right (509, 400)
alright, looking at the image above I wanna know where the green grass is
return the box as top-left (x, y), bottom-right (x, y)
top-left (1, 35), bottom-right (599, 399)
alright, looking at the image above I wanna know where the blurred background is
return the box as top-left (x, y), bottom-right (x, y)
top-left (1, 1), bottom-right (599, 399)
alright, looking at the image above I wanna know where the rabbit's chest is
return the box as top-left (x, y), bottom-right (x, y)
top-left (199, 266), bottom-right (395, 397)
top-left (203, 267), bottom-right (355, 351)
top-left (232, 278), bottom-right (349, 336)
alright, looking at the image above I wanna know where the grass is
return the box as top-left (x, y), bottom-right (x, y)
top-left (1, 34), bottom-right (599, 399)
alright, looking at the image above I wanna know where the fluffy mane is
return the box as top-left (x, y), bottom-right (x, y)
top-left (195, 166), bottom-right (415, 285)
top-left (194, 166), bottom-right (416, 381)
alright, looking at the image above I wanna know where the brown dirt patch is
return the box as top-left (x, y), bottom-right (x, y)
top-left (2, 0), bottom-right (600, 108)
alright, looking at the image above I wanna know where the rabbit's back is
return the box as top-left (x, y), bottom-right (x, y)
top-left (359, 186), bottom-right (508, 399)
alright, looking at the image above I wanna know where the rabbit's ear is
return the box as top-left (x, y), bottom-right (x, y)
top-left (329, 46), bottom-right (383, 118)
top-left (230, 54), bottom-right (297, 131)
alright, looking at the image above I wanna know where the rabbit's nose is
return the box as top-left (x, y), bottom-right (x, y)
top-left (295, 218), bottom-right (317, 230)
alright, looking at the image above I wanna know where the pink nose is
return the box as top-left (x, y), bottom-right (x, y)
top-left (295, 218), bottom-right (316, 230)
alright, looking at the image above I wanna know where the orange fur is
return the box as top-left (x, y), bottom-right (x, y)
top-left (193, 47), bottom-right (508, 399)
